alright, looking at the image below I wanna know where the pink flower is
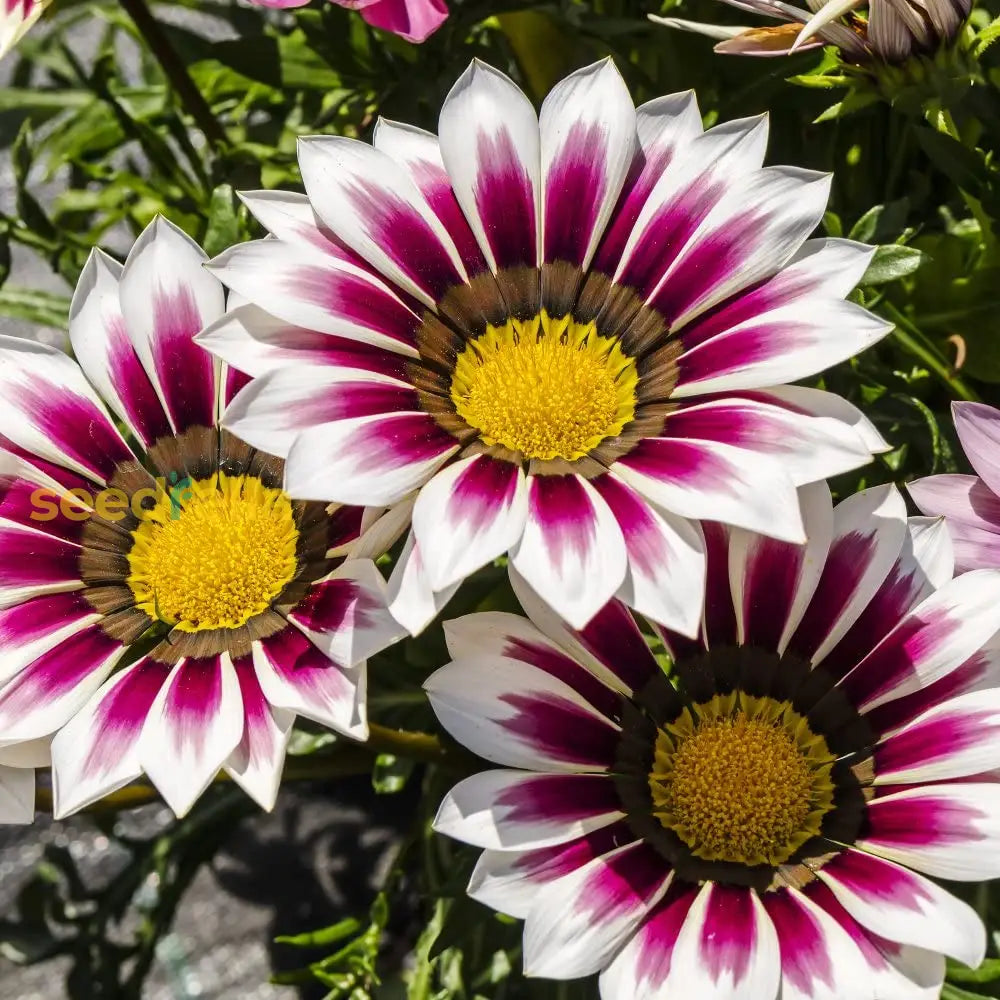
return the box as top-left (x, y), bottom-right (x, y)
top-left (252, 0), bottom-right (447, 44)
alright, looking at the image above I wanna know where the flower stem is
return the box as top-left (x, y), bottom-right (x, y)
top-left (118, 0), bottom-right (228, 151)
top-left (35, 725), bottom-right (469, 816)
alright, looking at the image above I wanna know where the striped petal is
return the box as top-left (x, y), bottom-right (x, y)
top-left (206, 239), bottom-right (421, 356)
top-left (908, 473), bottom-right (1000, 573)
top-left (434, 769), bottom-right (624, 850)
top-left (50, 658), bottom-right (169, 817)
top-left (253, 624), bottom-right (366, 739)
top-left (297, 136), bottom-right (467, 306)
top-left (815, 848), bottom-right (985, 967)
top-left (522, 841), bottom-right (672, 979)
top-left (510, 472), bottom-right (627, 630)
top-left (539, 59), bottom-right (636, 270)
top-left (0, 336), bottom-right (133, 484)
top-left (438, 60), bottom-right (541, 272)
top-left (223, 656), bottom-right (293, 811)
top-left (68, 249), bottom-right (172, 448)
top-left (138, 654), bottom-right (244, 818)
top-left (118, 217), bottom-right (224, 432)
top-left (283, 411), bottom-right (459, 506)
top-left (424, 653), bottom-right (621, 772)
top-left (412, 454), bottom-right (528, 592)
top-left (0, 526), bottom-right (83, 609)
top-left (857, 785), bottom-right (1000, 880)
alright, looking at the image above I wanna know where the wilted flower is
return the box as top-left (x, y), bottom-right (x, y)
top-left (202, 58), bottom-right (891, 639)
top-left (652, 0), bottom-right (972, 63)
top-left (251, 0), bottom-right (447, 43)
top-left (427, 484), bottom-right (1000, 998)
top-left (0, 218), bottom-right (402, 823)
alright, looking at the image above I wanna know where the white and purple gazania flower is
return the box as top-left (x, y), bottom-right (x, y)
top-left (425, 482), bottom-right (1000, 998)
top-left (200, 58), bottom-right (892, 638)
top-left (0, 217), bottom-right (402, 823)
top-left (910, 401), bottom-right (1000, 573)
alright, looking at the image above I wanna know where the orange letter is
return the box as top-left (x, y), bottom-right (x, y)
top-left (29, 488), bottom-right (59, 521)
top-left (96, 488), bottom-right (128, 521)
top-left (60, 488), bottom-right (93, 522)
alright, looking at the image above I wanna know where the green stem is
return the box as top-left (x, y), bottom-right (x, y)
top-left (35, 725), bottom-right (468, 815)
top-left (882, 301), bottom-right (980, 402)
top-left (118, 0), bottom-right (228, 150)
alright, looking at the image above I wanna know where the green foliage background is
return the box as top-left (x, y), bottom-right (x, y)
top-left (4, 1), bottom-right (1000, 996)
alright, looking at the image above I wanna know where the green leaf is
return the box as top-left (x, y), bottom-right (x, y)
top-left (860, 245), bottom-right (928, 285)
top-left (947, 958), bottom-right (1000, 984)
top-left (0, 288), bottom-right (71, 329)
top-left (275, 917), bottom-right (362, 948)
top-left (942, 985), bottom-right (993, 1000)
top-left (203, 184), bottom-right (242, 257)
top-left (915, 128), bottom-right (991, 194)
top-left (372, 753), bottom-right (415, 794)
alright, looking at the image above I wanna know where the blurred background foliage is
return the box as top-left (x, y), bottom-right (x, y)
top-left (4, 0), bottom-right (1000, 996)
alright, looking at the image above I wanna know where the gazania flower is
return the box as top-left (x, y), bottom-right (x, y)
top-left (910, 401), bottom-right (1000, 571)
top-left (202, 58), bottom-right (891, 637)
top-left (426, 482), bottom-right (1000, 997)
top-left (1, 0), bottom-right (47, 60)
top-left (249, 0), bottom-right (447, 44)
top-left (652, 0), bottom-right (971, 63)
top-left (0, 217), bottom-right (401, 822)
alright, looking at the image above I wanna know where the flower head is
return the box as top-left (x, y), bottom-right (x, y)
top-left (910, 401), bottom-right (1000, 571)
top-left (652, 0), bottom-right (972, 64)
top-left (1, 0), bottom-right (47, 60)
top-left (202, 58), bottom-right (891, 637)
top-left (0, 217), bottom-right (402, 822)
top-left (427, 483), bottom-right (1000, 997)
top-left (249, 0), bottom-right (447, 44)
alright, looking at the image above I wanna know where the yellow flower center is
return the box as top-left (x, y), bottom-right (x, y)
top-left (127, 473), bottom-right (299, 632)
top-left (649, 693), bottom-right (836, 867)
top-left (450, 311), bottom-right (638, 461)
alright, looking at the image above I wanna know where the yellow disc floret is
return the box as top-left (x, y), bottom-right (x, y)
top-left (649, 692), bottom-right (836, 867)
top-left (450, 311), bottom-right (638, 461)
top-left (127, 473), bottom-right (299, 632)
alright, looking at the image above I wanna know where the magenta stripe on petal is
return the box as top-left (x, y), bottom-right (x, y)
top-left (346, 178), bottom-right (463, 300)
top-left (765, 890), bottom-right (837, 994)
top-left (675, 321), bottom-right (793, 390)
top-left (593, 473), bottom-right (666, 577)
top-left (865, 794), bottom-right (985, 849)
top-left (497, 772), bottom-right (622, 826)
top-left (0, 475), bottom-right (87, 544)
top-left (287, 381), bottom-right (419, 430)
top-left (499, 691), bottom-right (620, 768)
top-left (865, 651), bottom-right (993, 735)
top-left (346, 413), bottom-right (457, 474)
top-left (16, 377), bottom-right (133, 482)
top-left (0, 591), bottom-right (92, 645)
top-left (232, 655), bottom-right (280, 766)
top-left (803, 882), bottom-right (893, 972)
top-left (0, 626), bottom-right (121, 716)
top-left (703, 520), bottom-right (737, 646)
top-left (151, 285), bottom-right (217, 431)
top-left (447, 454), bottom-right (519, 534)
top-left (326, 505), bottom-right (365, 551)
top-left (739, 535), bottom-right (801, 650)
top-left (106, 318), bottom-right (172, 445)
top-left (699, 885), bottom-right (759, 984)
top-left (593, 142), bottom-right (678, 275)
top-left (160, 656), bottom-right (228, 755)
top-left (565, 841), bottom-right (669, 923)
top-left (839, 608), bottom-right (959, 710)
top-left (0, 527), bottom-right (82, 589)
top-left (616, 176), bottom-right (727, 299)
top-left (621, 438), bottom-right (740, 497)
top-left (875, 705), bottom-right (1000, 776)
top-left (512, 820), bottom-right (637, 883)
top-left (412, 162), bottom-right (488, 275)
top-left (81, 659), bottom-right (169, 779)
top-left (544, 122), bottom-right (607, 266)
top-left (290, 576), bottom-right (377, 637)
top-left (224, 366), bottom-right (251, 407)
top-left (474, 127), bottom-right (538, 270)
top-left (821, 849), bottom-right (932, 909)
top-left (575, 599), bottom-right (660, 693)
top-left (632, 885), bottom-right (699, 988)
top-left (502, 637), bottom-right (622, 721)
top-left (528, 474), bottom-right (600, 575)
top-left (289, 266), bottom-right (420, 349)
top-left (788, 530), bottom-right (878, 662)
top-left (0, 438), bottom-right (94, 494)
top-left (260, 625), bottom-right (350, 701)
top-left (650, 211), bottom-right (763, 324)
top-left (819, 562), bottom-right (926, 682)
